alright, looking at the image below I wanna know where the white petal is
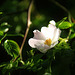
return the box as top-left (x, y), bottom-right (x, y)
top-left (50, 41), bottom-right (58, 48)
top-left (49, 20), bottom-right (56, 25)
top-left (28, 38), bottom-right (50, 53)
top-left (33, 30), bottom-right (46, 40)
top-left (41, 27), bottom-right (49, 39)
top-left (28, 38), bottom-right (44, 48)
top-left (41, 25), bottom-right (56, 40)
top-left (52, 28), bottom-right (61, 43)
top-left (36, 44), bottom-right (50, 53)
top-left (37, 41), bottom-right (58, 53)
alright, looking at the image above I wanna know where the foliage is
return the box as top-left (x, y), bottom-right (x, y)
top-left (0, 0), bottom-right (75, 75)
top-left (4, 40), bottom-right (20, 58)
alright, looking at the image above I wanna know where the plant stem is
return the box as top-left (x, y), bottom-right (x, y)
top-left (67, 29), bottom-right (72, 40)
top-left (0, 33), bottom-right (24, 44)
top-left (50, 0), bottom-right (69, 13)
top-left (50, 0), bottom-right (72, 23)
top-left (20, 0), bottom-right (33, 60)
top-left (12, 55), bottom-right (19, 62)
top-left (7, 33), bottom-right (24, 37)
top-left (0, 34), bottom-right (7, 41)
top-left (50, 63), bottom-right (52, 74)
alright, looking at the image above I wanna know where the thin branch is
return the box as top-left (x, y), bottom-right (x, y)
top-left (0, 33), bottom-right (24, 44)
top-left (67, 29), bottom-right (72, 40)
top-left (12, 55), bottom-right (19, 62)
top-left (7, 33), bottom-right (24, 37)
top-left (50, 0), bottom-right (69, 13)
top-left (20, 0), bottom-right (33, 60)
top-left (50, 0), bottom-right (72, 23)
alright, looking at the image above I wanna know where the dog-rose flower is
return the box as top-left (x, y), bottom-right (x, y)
top-left (28, 20), bottom-right (61, 53)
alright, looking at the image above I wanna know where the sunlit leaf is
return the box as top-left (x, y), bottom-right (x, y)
top-left (44, 73), bottom-right (51, 75)
top-left (0, 12), bottom-right (3, 14)
top-left (0, 40), bottom-right (1, 44)
top-left (70, 33), bottom-right (75, 39)
top-left (0, 22), bottom-right (11, 33)
top-left (58, 21), bottom-right (71, 29)
top-left (56, 17), bottom-right (67, 27)
top-left (0, 31), bottom-right (4, 36)
top-left (71, 23), bottom-right (75, 32)
top-left (4, 40), bottom-right (20, 58)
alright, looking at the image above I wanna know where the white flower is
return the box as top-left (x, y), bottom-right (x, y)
top-left (28, 20), bottom-right (61, 53)
top-left (49, 20), bottom-right (56, 25)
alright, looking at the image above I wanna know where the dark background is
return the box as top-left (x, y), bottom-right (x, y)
top-left (0, 0), bottom-right (75, 75)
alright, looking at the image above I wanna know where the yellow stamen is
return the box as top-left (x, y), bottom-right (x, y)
top-left (44, 38), bottom-right (51, 46)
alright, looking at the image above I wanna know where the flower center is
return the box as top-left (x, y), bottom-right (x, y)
top-left (44, 38), bottom-right (51, 46)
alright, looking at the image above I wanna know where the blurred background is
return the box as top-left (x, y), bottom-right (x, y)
top-left (0, 0), bottom-right (75, 74)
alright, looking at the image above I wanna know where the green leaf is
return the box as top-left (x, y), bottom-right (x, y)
top-left (70, 23), bottom-right (75, 32)
top-left (70, 33), bottom-right (75, 39)
top-left (4, 40), bottom-right (20, 58)
top-left (58, 21), bottom-right (71, 29)
top-left (0, 31), bottom-right (4, 36)
top-left (44, 73), bottom-right (51, 75)
top-left (0, 22), bottom-right (11, 33)
top-left (56, 17), bottom-right (67, 27)
top-left (0, 12), bottom-right (3, 14)
top-left (2, 61), bottom-right (18, 75)
top-left (0, 40), bottom-right (1, 44)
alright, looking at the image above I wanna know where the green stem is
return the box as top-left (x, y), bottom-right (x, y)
top-left (0, 34), bottom-right (7, 41)
top-left (50, 0), bottom-right (72, 23)
top-left (50, 63), bottom-right (52, 74)
top-left (7, 33), bottom-right (24, 37)
top-left (50, 0), bottom-right (69, 13)
top-left (0, 33), bottom-right (24, 42)
top-left (68, 13), bottom-right (72, 24)
top-left (67, 29), bottom-right (72, 40)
